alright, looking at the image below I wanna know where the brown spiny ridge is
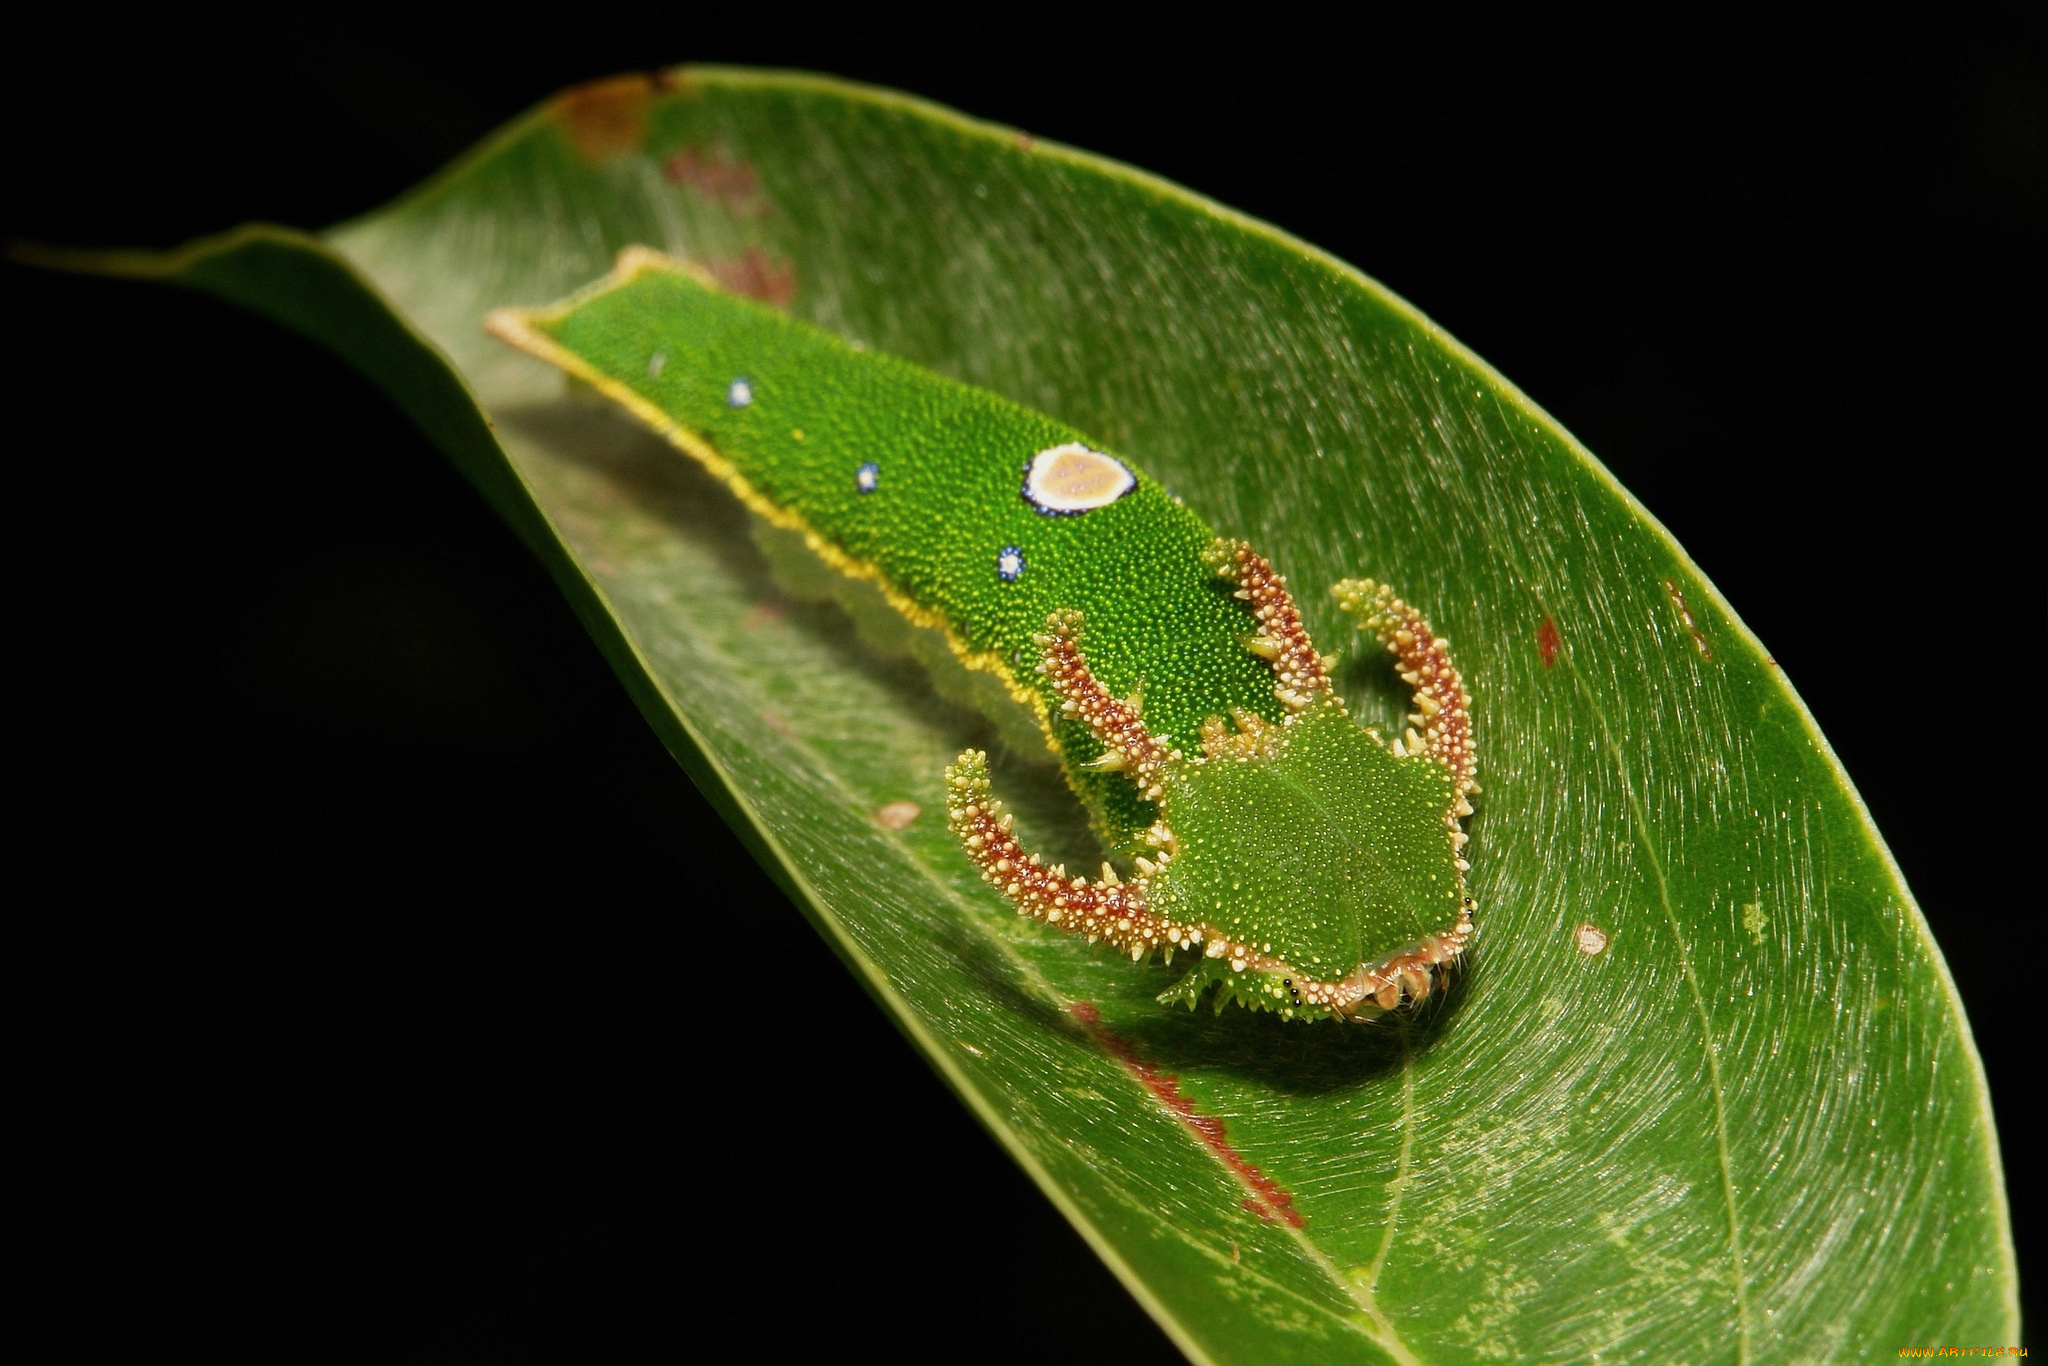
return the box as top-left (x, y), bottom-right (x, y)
top-left (1203, 539), bottom-right (1331, 711)
top-left (945, 750), bottom-right (1203, 963)
top-left (1334, 579), bottom-right (1479, 806)
top-left (1037, 610), bottom-right (1180, 801)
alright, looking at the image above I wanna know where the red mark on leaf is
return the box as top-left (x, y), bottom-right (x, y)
top-left (1661, 579), bottom-right (1714, 660)
top-left (552, 74), bottom-right (652, 164)
top-left (708, 247), bottom-right (797, 308)
top-left (741, 600), bottom-right (788, 631)
top-left (1069, 1001), bottom-right (1303, 1228)
top-left (1537, 616), bottom-right (1561, 669)
top-left (664, 146), bottom-right (770, 219)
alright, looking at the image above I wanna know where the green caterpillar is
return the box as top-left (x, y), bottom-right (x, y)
top-left (488, 248), bottom-right (1478, 1021)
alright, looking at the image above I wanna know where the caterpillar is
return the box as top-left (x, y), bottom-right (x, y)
top-left (487, 248), bottom-right (1477, 1021)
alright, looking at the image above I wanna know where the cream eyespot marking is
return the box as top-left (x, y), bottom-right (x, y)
top-left (726, 377), bottom-right (753, 407)
top-left (1575, 924), bottom-right (1610, 956)
top-left (647, 349), bottom-right (667, 379)
top-left (997, 545), bottom-right (1026, 582)
top-left (1022, 443), bottom-right (1136, 516)
top-left (856, 461), bottom-right (880, 493)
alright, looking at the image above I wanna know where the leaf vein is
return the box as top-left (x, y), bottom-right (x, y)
top-left (1555, 614), bottom-right (1755, 1364)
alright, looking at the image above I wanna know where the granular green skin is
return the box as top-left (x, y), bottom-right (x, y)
top-left (541, 269), bottom-right (1285, 845)
top-left (1151, 699), bottom-right (1457, 981)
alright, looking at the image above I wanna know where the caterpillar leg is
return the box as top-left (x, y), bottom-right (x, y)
top-left (1333, 579), bottom-right (1478, 806)
top-left (944, 750), bottom-right (1201, 963)
top-left (1331, 903), bottom-right (1476, 1014)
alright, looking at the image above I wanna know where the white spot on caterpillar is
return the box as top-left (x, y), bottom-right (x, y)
top-left (997, 545), bottom-right (1026, 582)
top-left (646, 349), bottom-right (667, 379)
top-left (856, 461), bottom-right (880, 493)
top-left (1022, 443), bottom-right (1136, 516)
top-left (1575, 924), bottom-right (1610, 956)
top-left (726, 377), bottom-right (753, 407)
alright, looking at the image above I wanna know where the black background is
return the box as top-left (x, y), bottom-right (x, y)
top-left (6, 9), bottom-right (2041, 1360)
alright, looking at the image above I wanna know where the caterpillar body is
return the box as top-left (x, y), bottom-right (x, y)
top-left (488, 248), bottom-right (1477, 1021)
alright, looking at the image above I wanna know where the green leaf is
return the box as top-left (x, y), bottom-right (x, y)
top-left (50, 68), bottom-right (2014, 1362)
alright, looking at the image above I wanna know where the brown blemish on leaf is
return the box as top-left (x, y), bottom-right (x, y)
top-left (740, 601), bottom-right (788, 631)
top-left (1537, 615), bottom-right (1561, 669)
top-left (665, 145), bottom-right (770, 218)
top-left (708, 247), bottom-right (797, 308)
top-left (874, 801), bottom-right (921, 830)
top-left (1070, 1001), bottom-right (1304, 1228)
top-left (1662, 579), bottom-right (1713, 660)
top-left (553, 73), bottom-right (653, 164)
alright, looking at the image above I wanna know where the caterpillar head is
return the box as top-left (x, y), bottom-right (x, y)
top-left (947, 541), bottom-right (1477, 1022)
